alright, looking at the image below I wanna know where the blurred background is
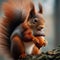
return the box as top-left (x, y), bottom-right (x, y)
top-left (0, 0), bottom-right (60, 52)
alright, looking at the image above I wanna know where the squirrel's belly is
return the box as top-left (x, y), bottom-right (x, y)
top-left (23, 42), bottom-right (35, 55)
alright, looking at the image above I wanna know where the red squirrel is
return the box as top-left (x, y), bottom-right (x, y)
top-left (0, 0), bottom-right (47, 59)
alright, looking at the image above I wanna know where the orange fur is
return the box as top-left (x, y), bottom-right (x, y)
top-left (1, 0), bottom-right (47, 59)
top-left (11, 21), bottom-right (46, 58)
top-left (32, 45), bottom-right (41, 55)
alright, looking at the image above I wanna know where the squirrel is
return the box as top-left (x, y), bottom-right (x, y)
top-left (0, 0), bottom-right (47, 60)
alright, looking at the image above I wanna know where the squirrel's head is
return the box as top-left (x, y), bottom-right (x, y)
top-left (27, 3), bottom-right (45, 37)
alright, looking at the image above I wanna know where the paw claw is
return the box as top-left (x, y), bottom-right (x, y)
top-left (43, 40), bottom-right (48, 47)
top-left (19, 53), bottom-right (27, 58)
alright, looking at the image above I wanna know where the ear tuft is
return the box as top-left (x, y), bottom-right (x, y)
top-left (38, 3), bottom-right (43, 14)
top-left (29, 2), bottom-right (35, 18)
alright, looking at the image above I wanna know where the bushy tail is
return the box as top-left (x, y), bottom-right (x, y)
top-left (0, 0), bottom-right (32, 59)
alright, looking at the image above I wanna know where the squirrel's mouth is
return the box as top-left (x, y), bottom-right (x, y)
top-left (34, 30), bottom-right (45, 37)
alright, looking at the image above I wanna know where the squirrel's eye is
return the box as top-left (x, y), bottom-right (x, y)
top-left (32, 19), bottom-right (38, 24)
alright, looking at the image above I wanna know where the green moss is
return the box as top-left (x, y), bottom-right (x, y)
top-left (19, 45), bottom-right (60, 60)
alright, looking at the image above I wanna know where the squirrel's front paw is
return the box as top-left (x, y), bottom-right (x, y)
top-left (43, 40), bottom-right (48, 47)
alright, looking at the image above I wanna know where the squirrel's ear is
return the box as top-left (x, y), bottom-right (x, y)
top-left (29, 2), bottom-right (35, 18)
top-left (38, 3), bottom-right (43, 14)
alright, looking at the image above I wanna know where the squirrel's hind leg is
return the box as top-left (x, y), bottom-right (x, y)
top-left (11, 35), bottom-right (26, 59)
top-left (32, 45), bottom-right (41, 55)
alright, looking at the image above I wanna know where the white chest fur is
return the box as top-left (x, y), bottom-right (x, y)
top-left (23, 42), bottom-right (35, 55)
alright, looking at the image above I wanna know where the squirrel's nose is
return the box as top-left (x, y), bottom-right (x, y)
top-left (37, 25), bottom-right (44, 30)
